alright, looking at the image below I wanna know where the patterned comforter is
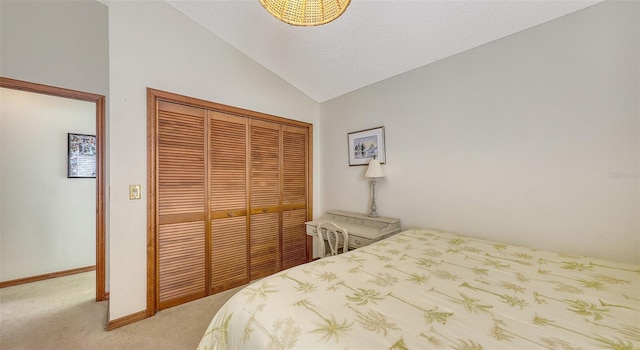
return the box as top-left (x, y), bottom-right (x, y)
top-left (198, 228), bottom-right (640, 349)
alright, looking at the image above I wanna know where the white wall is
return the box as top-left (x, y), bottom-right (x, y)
top-left (320, 0), bottom-right (639, 264)
top-left (0, 0), bottom-right (109, 97)
top-left (0, 88), bottom-right (96, 281)
top-left (108, 1), bottom-right (320, 320)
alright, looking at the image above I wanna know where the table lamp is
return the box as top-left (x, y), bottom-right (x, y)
top-left (364, 157), bottom-right (385, 218)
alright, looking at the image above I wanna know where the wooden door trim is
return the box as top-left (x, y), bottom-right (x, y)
top-left (146, 89), bottom-right (159, 316)
top-left (307, 125), bottom-right (314, 261)
top-left (147, 88), bottom-right (313, 316)
top-left (147, 88), bottom-right (312, 128)
top-left (204, 110), bottom-right (212, 295)
top-left (0, 77), bottom-right (107, 302)
top-left (278, 126), bottom-right (284, 270)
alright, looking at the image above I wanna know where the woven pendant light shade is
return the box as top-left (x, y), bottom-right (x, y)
top-left (259, 0), bottom-right (351, 26)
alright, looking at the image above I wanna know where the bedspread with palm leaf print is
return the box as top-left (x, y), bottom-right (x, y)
top-left (197, 228), bottom-right (640, 350)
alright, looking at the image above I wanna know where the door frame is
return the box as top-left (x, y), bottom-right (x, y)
top-left (0, 77), bottom-right (107, 301)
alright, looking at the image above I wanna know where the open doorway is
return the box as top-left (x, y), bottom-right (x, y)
top-left (0, 77), bottom-right (106, 301)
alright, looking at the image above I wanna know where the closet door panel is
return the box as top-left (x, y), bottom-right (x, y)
top-left (250, 120), bottom-right (281, 279)
top-left (210, 112), bottom-right (249, 292)
top-left (281, 126), bottom-right (308, 267)
top-left (157, 101), bottom-right (207, 309)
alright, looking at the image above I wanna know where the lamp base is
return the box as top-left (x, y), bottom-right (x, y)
top-left (368, 180), bottom-right (379, 218)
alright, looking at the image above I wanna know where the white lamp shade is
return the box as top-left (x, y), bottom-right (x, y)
top-left (365, 158), bottom-right (385, 178)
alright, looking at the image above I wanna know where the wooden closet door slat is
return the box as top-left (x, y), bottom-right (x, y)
top-left (210, 112), bottom-right (249, 292)
top-left (157, 102), bottom-right (207, 309)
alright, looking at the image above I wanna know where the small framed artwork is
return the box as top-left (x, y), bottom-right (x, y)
top-left (68, 133), bottom-right (97, 178)
top-left (347, 126), bottom-right (386, 166)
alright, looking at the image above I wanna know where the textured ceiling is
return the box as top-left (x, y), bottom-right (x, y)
top-left (165, 0), bottom-right (603, 102)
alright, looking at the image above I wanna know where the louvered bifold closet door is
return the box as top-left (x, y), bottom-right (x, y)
top-left (281, 126), bottom-right (309, 269)
top-left (249, 120), bottom-right (281, 280)
top-left (209, 111), bottom-right (249, 293)
top-left (157, 101), bottom-right (207, 310)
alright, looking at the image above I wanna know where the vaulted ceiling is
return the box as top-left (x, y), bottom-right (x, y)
top-left (164, 1), bottom-right (603, 102)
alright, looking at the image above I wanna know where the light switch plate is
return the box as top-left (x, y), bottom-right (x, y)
top-left (129, 185), bottom-right (141, 200)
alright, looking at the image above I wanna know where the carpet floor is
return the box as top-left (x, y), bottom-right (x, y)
top-left (0, 271), bottom-right (242, 349)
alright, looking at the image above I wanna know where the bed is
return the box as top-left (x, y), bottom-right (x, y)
top-left (197, 228), bottom-right (640, 349)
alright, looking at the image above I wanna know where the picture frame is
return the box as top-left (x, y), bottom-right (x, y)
top-left (68, 133), bottom-right (97, 178)
top-left (347, 126), bottom-right (386, 166)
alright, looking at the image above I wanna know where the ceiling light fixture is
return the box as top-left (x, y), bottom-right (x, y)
top-left (258, 0), bottom-right (351, 26)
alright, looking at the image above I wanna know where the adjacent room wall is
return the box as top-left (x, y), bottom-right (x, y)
top-left (0, 0), bottom-right (110, 286)
top-left (108, 1), bottom-right (320, 321)
top-left (320, 0), bottom-right (639, 264)
top-left (0, 88), bottom-right (96, 281)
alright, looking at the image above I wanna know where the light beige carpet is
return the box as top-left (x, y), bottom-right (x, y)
top-left (0, 271), bottom-right (242, 349)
